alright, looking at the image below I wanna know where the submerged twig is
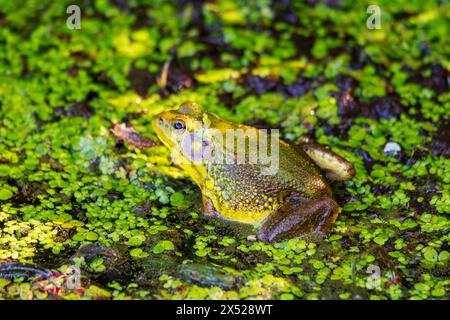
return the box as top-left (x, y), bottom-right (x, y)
top-left (157, 59), bottom-right (171, 89)
top-left (111, 123), bottom-right (159, 149)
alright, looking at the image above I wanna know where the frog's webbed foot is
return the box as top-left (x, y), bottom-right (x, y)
top-left (256, 195), bottom-right (339, 243)
top-left (301, 143), bottom-right (355, 181)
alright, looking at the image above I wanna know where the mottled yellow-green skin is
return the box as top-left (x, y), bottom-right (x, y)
top-left (153, 102), bottom-right (355, 241)
top-left (200, 141), bottom-right (330, 224)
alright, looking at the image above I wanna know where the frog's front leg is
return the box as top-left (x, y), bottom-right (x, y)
top-left (202, 195), bottom-right (220, 217)
top-left (256, 194), bottom-right (339, 243)
top-left (301, 143), bottom-right (355, 181)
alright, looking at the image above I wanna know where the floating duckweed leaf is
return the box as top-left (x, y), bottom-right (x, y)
top-left (0, 188), bottom-right (13, 201)
top-left (431, 288), bottom-right (445, 297)
top-left (128, 234), bottom-right (146, 247)
top-left (438, 251), bottom-right (449, 262)
top-left (423, 247), bottom-right (438, 262)
top-left (85, 232), bottom-right (99, 241)
top-left (130, 248), bottom-right (149, 258)
top-left (374, 235), bottom-right (389, 245)
top-left (152, 240), bottom-right (175, 254)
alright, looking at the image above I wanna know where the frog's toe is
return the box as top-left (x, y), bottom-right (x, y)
top-left (301, 143), bottom-right (356, 181)
top-left (257, 196), bottom-right (339, 243)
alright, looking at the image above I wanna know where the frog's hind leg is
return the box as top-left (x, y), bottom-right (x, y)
top-left (256, 195), bottom-right (339, 243)
top-left (301, 143), bottom-right (355, 181)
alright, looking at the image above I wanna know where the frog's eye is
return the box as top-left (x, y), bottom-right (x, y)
top-left (173, 120), bottom-right (186, 130)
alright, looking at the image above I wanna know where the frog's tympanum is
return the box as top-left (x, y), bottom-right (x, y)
top-left (152, 102), bottom-right (355, 243)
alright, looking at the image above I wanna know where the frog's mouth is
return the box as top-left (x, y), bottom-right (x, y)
top-left (152, 114), bottom-right (175, 149)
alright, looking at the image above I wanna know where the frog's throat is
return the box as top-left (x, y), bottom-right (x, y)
top-left (153, 129), bottom-right (174, 150)
top-left (170, 149), bottom-right (207, 186)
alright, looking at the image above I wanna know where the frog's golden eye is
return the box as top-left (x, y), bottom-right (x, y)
top-left (173, 119), bottom-right (186, 130)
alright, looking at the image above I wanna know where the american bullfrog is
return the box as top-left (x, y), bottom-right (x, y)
top-left (151, 102), bottom-right (355, 243)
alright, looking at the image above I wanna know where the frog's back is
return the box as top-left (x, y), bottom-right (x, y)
top-left (204, 141), bottom-right (330, 224)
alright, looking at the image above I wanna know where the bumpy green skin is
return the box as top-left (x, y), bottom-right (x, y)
top-left (202, 141), bottom-right (335, 229)
top-left (205, 147), bottom-right (328, 215)
top-left (202, 140), bottom-right (339, 236)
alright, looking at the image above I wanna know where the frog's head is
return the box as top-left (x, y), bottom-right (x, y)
top-left (152, 101), bottom-right (204, 149)
top-left (152, 102), bottom-right (231, 165)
